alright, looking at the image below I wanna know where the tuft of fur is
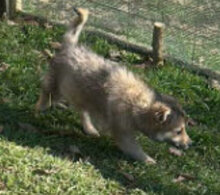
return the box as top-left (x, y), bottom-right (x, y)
top-left (36, 8), bottom-right (192, 164)
top-left (63, 8), bottom-right (89, 46)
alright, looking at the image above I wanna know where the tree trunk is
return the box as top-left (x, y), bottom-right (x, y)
top-left (0, 0), bottom-right (6, 18)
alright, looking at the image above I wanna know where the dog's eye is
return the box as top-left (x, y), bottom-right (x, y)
top-left (176, 130), bottom-right (182, 135)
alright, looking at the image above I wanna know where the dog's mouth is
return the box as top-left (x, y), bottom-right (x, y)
top-left (171, 140), bottom-right (192, 150)
top-left (148, 133), bottom-right (193, 150)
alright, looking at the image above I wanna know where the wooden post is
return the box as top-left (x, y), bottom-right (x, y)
top-left (6, 0), bottom-right (17, 19)
top-left (152, 22), bottom-right (165, 66)
top-left (0, 0), bottom-right (6, 17)
top-left (16, 0), bottom-right (22, 11)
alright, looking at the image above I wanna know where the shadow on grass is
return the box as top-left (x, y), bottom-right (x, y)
top-left (0, 102), bottom-right (188, 194)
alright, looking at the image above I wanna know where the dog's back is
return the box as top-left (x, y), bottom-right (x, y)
top-left (56, 46), bottom-right (113, 112)
top-left (49, 6), bottom-right (156, 125)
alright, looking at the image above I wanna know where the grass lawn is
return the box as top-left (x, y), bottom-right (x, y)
top-left (0, 19), bottom-right (220, 195)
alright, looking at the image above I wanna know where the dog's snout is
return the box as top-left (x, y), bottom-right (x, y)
top-left (181, 139), bottom-right (193, 150)
top-left (188, 139), bottom-right (193, 147)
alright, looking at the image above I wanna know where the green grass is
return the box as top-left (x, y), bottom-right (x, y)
top-left (0, 20), bottom-right (220, 195)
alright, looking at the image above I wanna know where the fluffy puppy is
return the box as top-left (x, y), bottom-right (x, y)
top-left (36, 8), bottom-right (192, 164)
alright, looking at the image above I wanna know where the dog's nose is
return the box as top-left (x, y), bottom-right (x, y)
top-left (187, 139), bottom-right (193, 147)
top-left (181, 140), bottom-right (193, 150)
top-left (182, 144), bottom-right (189, 150)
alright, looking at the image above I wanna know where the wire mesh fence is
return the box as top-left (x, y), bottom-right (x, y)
top-left (20, 0), bottom-right (220, 72)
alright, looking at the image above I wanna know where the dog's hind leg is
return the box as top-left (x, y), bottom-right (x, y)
top-left (36, 78), bottom-right (51, 112)
top-left (112, 132), bottom-right (156, 164)
top-left (35, 72), bottom-right (58, 112)
top-left (81, 111), bottom-right (100, 137)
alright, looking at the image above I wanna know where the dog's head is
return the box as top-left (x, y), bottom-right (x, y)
top-left (138, 95), bottom-right (192, 149)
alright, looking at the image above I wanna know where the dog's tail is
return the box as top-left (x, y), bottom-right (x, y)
top-left (63, 8), bottom-right (89, 46)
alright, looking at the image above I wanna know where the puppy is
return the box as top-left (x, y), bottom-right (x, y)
top-left (36, 8), bottom-right (192, 164)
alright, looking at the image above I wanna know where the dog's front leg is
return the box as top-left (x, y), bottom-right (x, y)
top-left (113, 132), bottom-right (156, 164)
top-left (81, 111), bottom-right (100, 137)
top-left (35, 91), bottom-right (50, 112)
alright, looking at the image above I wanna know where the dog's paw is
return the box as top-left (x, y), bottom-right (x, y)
top-left (145, 156), bottom-right (157, 165)
top-left (85, 130), bottom-right (100, 138)
top-left (82, 126), bottom-right (100, 137)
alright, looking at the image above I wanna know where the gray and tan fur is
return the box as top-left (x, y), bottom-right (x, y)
top-left (36, 8), bottom-right (192, 164)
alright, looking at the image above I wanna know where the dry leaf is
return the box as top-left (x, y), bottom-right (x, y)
top-left (198, 56), bottom-right (205, 64)
top-left (32, 169), bottom-right (56, 175)
top-left (50, 41), bottom-right (62, 50)
top-left (32, 49), bottom-right (42, 56)
top-left (173, 0), bottom-right (186, 5)
top-left (0, 98), bottom-right (10, 103)
top-left (134, 59), bottom-right (154, 69)
top-left (172, 175), bottom-right (186, 183)
top-left (134, 63), bottom-right (147, 69)
top-left (22, 15), bottom-right (39, 26)
top-left (187, 118), bottom-right (197, 126)
top-left (40, 0), bottom-right (49, 3)
top-left (209, 79), bottom-right (220, 91)
top-left (169, 147), bottom-right (183, 156)
top-left (7, 20), bottom-right (17, 26)
top-left (69, 145), bottom-right (81, 155)
top-left (173, 174), bottom-right (195, 183)
top-left (43, 49), bottom-right (53, 58)
top-left (0, 180), bottom-right (6, 190)
top-left (26, 20), bottom-right (39, 26)
top-left (109, 50), bottom-right (122, 62)
top-left (44, 23), bottom-right (53, 29)
top-left (0, 62), bottom-right (10, 72)
top-left (0, 126), bottom-right (4, 133)
top-left (18, 123), bottom-right (39, 133)
top-left (180, 174), bottom-right (195, 180)
top-left (121, 172), bottom-right (134, 182)
top-left (210, 49), bottom-right (219, 55)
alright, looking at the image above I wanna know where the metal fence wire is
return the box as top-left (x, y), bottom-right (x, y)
top-left (21, 0), bottom-right (220, 72)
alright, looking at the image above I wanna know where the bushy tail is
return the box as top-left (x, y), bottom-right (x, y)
top-left (63, 8), bottom-right (89, 46)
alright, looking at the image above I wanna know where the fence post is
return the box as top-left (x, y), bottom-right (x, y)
top-left (16, 0), bottom-right (22, 11)
top-left (152, 22), bottom-right (165, 66)
top-left (6, 0), bottom-right (17, 19)
top-left (0, 0), bottom-right (6, 17)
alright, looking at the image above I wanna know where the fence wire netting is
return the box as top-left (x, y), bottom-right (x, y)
top-left (21, 0), bottom-right (220, 72)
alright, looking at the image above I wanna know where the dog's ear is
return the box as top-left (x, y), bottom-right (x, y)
top-left (178, 109), bottom-right (196, 127)
top-left (153, 103), bottom-right (171, 123)
top-left (186, 117), bottom-right (197, 127)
